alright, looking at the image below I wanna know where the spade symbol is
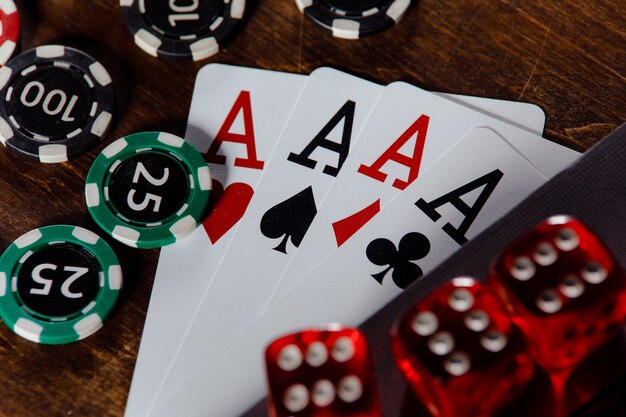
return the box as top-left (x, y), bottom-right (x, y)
top-left (260, 186), bottom-right (318, 254)
top-left (366, 232), bottom-right (431, 289)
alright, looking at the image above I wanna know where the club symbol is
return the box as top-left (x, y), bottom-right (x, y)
top-left (366, 232), bottom-right (431, 289)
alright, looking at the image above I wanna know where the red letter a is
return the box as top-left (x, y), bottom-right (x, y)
top-left (205, 91), bottom-right (265, 170)
top-left (357, 115), bottom-right (430, 190)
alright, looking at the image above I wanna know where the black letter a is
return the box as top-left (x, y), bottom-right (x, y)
top-left (415, 170), bottom-right (504, 245)
top-left (287, 100), bottom-right (355, 177)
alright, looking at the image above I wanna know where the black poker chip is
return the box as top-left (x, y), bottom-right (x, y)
top-left (295, 0), bottom-right (412, 39)
top-left (0, 45), bottom-right (114, 163)
top-left (120, 0), bottom-right (246, 61)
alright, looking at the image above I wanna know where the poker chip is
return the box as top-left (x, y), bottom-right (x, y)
top-left (295, 0), bottom-right (411, 39)
top-left (0, 225), bottom-right (122, 344)
top-left (85, 131), bottom-right (212, 249)
top-left (0, 0), bottom-right (19, 65)
top-left (0, 45), bottom-right (114, 163)
top-left (120, 0), bottom-right (246, 61)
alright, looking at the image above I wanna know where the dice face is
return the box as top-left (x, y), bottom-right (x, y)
top-left (265, 327), bottom-right (380, 417)
top-left (489, 215), bottom-right (626, 371)
top-left (391, 277), bottom-right (535, 417)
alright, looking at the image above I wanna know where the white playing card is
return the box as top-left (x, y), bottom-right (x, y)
top-left (266, 79), bottom-right (580, 307)
top-left (124, 64), bottom-right (307, 417)
top-left (133, 67), bottom-right (551, 416)
top-left (147, 67), bottom-right (385, 413)
top-left (149, 126), bottom-right (550, 417)
top-left (437, 93), bottom-right (546, 135)
top-left (144, 69), bottom-right (559, 414)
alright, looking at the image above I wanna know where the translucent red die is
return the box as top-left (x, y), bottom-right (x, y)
top-left (391, 277), bottom-right (535, 417)
top-left (488, 215), bottom-right (626, 374)
top-left (264, 326), bottom-right (380, 417)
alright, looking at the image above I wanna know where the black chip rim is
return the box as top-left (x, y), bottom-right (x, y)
top-left (0, 45), bottom-right (114, 163)
top-left (296, 0), bottom-right (412, 39)
top-left (120, 0), bottom-right (246, 61)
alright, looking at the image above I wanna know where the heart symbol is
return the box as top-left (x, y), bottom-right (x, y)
top-left (203, 180), bottom-right (254, 244)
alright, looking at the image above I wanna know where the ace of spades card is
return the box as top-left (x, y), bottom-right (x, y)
top-left (149, 127), bottom-right (550, 417)
top-left (150, 67), bottom-right (385, 404)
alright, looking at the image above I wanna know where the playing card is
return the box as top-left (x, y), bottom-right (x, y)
top-left (149, 126), bottom-right (550, 417)
top-left (437, 93), bottom-right (546, 135)
top-left (124, 64), bottom-right (307, 417)
top-left (143, 69), bottom-right (559, 414)
top-left (146, 67), bottom-right (385, 412)
top-left (133, 66), bottom-right (551, 416)
top-left (266, 79), bottom-right (580, 307)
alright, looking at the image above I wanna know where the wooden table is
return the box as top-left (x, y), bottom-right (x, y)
top-left (1, 1), bottom-right (624, 416)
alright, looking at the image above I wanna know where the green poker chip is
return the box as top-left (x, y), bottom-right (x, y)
top-left (0, 225), bottom-right (122, 345)
top-left (85, 131), bottom-right (212, 249)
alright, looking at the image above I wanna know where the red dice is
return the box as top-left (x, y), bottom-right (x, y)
top-left (264, 326), bottom-right (380, 417)
top-left (391, 277), bottom-right (535, 417)
top-left (488, 216), bottom-right (626, 376)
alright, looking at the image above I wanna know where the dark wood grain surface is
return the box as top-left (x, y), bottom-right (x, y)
top-left (0, 1), bottom-right (623, 416)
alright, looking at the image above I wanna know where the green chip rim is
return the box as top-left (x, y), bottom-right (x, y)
top-left (85, 131), bottom-right (212, 249)
top-left (0, 225), bottom-right (123, 345)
